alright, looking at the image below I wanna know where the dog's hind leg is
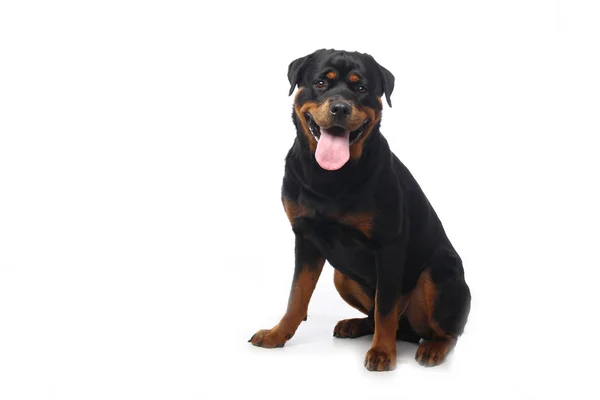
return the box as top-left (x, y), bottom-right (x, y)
top-left (332, 270), bottom-right (375, 338)
top-left (406, 257), bottom-right (471, 367)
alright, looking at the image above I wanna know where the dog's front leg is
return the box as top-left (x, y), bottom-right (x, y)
top-left (364, 242), bottom-right (407, 371)
top-left (249, 235), bottom-right (325, 348)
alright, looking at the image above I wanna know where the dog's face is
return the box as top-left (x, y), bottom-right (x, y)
top-left (288, 49), bottom-right (394, 171)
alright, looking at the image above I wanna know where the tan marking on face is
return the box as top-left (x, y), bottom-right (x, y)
top-left (346, 105), bottom-right (369, 131)
top-left (299, 101), bottom-right (331, 128)
top-left (295, 95), bottom-right (379, 158)
top-left (326, 71), bottom-right (337, 80)
top-left (295, 98), bottom-right (367, 152)
top-left (306, 101), bottom-right (368, 133)
top-left (349, 106), bottom-right (380, 160)
top-left (293, 101), bottom-right (319, 152)
top-left (349, 73), bottom-right (360, 83)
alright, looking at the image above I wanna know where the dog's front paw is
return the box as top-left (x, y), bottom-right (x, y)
top-left (248, 328), bottom-right (291, 349)
top-left (364, 347), bottom-right (396, 371)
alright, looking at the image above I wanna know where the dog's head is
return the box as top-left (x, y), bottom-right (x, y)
top-left (288, 49), bottom-right (394, 171)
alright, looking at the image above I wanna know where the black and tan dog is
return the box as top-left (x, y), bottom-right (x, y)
top-left (249, 49), bottom-right (471, 371)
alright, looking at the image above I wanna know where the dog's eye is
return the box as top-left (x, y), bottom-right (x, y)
top-left (314, 80), bottom-right (327, 89)
top-left (357, 85), bottom-right (368, 94)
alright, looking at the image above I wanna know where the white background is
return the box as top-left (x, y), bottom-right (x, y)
top-left (1, 1), bottom-right (599, 399)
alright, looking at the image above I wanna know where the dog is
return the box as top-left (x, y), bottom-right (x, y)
top-left (249, 49), bottom-right (471, 371)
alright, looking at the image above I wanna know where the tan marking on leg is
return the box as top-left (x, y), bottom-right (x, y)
top-left (405, 269), bottom-right (436, 337)
top-left (249, 260), bottom-right (325, 348)
top-left (333, 270), bottom-right (373, 314)
top-left (407, 269), bottom-right (459, 366)
top-left (415, 337), bottom-right (457, 367)
top-left (364, 294), bottom-right (401, 371)
top-left (333, 317), bottom-right (374, 338)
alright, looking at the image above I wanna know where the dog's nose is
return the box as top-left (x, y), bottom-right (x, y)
top-left (329, 101), bottom-right (351, 116)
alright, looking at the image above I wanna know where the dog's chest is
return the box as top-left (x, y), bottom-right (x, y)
top-left (284, 198), bottom-right (378, 282)
top-left (283, 198), bottom-right (374, 240)
top-left (301, 212), bottom-right (378, 288)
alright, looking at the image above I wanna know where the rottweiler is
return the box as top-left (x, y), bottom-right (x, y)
top-left (249, 49), bottom-right (471, 371)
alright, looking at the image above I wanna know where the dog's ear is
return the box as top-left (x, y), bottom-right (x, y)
top-left (287, 53), bottom-right (315, 96)
top-left (378, 64), bottom-right (395, 107)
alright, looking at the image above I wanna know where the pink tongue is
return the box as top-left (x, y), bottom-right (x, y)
top-left (315, 128), bottom-right (350, 170)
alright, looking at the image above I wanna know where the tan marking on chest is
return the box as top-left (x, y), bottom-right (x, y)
top-left (338, 212), bottom-right (375, 238)
top-left (283, 198), bottom-right (313, 224)
top-left (283, 199), bottom-right (375, 238)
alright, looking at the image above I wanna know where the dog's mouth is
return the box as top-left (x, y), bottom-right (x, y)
top-left (305, 113), bottom-right (369, 145)
top-left (304, 113), bottom-right (370, 171)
